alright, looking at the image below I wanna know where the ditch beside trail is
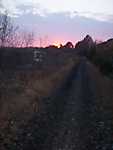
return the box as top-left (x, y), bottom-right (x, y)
top-left (18, 58), bottom-right (113, 150)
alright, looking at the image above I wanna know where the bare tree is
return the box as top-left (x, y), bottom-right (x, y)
top-left (11, 31), bottom-right (35, 48)
top-left (0, 11), bottom-right (18, 47)
top-left (0, 11), bottom-right (35, 48)
top-left (23, 31), bottom-right (34, 47)
top-left (7, 30), bottom-right (21, 47)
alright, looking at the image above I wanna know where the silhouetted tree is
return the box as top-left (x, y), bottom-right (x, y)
top-left (9, 31), bottom-right (35, 47)
top-left (64, 41), bottom-right (74, 48)
top-left (0, 11), bottom-right (18, 47)
top-left (22, 31), bottom-right (34, 47)
top-left (59, 44), bottom-right (63, 48)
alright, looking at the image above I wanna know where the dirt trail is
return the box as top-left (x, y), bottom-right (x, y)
top-left (16, 58), bottom-right (113, 150)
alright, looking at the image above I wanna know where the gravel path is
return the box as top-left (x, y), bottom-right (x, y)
top-left (14, 58), bottom-right (113, 150)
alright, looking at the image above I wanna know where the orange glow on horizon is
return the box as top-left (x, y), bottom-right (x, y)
top-left (33, 36), bottom-right (77, 47)
top-left (53, 41), bottom-right (62, 48)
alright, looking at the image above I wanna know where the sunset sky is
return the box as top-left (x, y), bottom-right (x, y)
top-left (0, 0), bottom-right (113, 46)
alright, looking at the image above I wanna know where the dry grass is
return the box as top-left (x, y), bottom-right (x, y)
top-left (86, 61), bottom-right (113, 118)
top-left (0, 56), bottom-right (79, 148)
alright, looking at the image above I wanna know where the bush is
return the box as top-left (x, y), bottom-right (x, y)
top-left (93, 56), bottom-right (113, 76)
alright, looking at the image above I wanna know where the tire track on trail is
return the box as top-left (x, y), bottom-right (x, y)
top-left (50, 59), bottom-right (99, 150)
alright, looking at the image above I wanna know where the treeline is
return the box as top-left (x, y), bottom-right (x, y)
top-left (87, 41), bottom-right (113, 78)
top-left (0, 11), bottom-right (35, 48)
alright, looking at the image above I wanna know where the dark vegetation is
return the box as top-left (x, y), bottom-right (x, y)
top-left (87, 39), bottom-right (113, 78)
top-left (0, 45), bottom-right (80, 149)
top-left (1, 43), bottom-right (113, 149)
top-left (75, 35), bottom-right (113, 78)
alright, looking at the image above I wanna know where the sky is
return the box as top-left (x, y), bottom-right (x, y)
top-left (0, 0), bottom-right (113, 46)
